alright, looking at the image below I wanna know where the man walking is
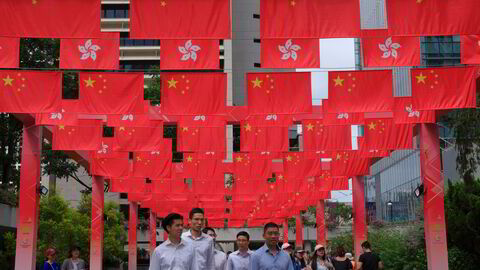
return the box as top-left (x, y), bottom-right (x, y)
top-left (226, 231), bottom-right (253, 270)
top-left (149, 213), bottom-right (195, 270)
top-left (357, 241), bottom-right (383, 270)
top-left (250, 222), bottom-right (294, 270)
top-left (203, 227), bottom-right (227, 270)
top-left (181, 208), bottom-right (215, 269)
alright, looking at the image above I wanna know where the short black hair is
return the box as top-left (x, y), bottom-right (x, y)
top-left (68, 246), bottom-right (80, 258)
top-left (361, 241), bottom-right (371, 249)
top-left (162, 213), bottom-right (183, 233)
top-left (336, 246), bottom-right (346, 257)
top-left (237, 231), bottom-right (250, 241)
top-left (202, 227), bottom-right (215, 235)
top-left (189, 208), bottom-right (204, 219)
top-left (263, 222), bottom-right (279, 233)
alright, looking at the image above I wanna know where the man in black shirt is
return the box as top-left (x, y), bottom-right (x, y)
top-left (357, 241), bottom-right (383, 270)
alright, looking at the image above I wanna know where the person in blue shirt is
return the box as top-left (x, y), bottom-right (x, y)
top-left (250, 222), bottom-right (294, 270)
top-left (43, 247), bottom-right (60, 270)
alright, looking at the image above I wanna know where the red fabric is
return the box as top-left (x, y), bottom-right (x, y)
top-left (177, 116), bottom-right (226, 152)
top-left (240, 115), bottom-right (292, 153)
top-left (52, 120), bottom-right (103, 151)
top-left (183, 153), bottom-right (224, 178)
top-left (0, 71), bottom-right (61, 113)
top-left (35, 104), bottom-right (79, 126)
top-left (322, 100), bottom-right (364, 125)
top-left (161, 39), bottom-right (219, 70)
top-left (133, 151), bottom-right (172, 179)
top-left (109, 179), bottom-right (135, 193)
top-left (113, 122), bottom-right (167, 152)
top-left (283, 152), bottom-right (324, 179)
top-left (90, 139), bottom-right (130, 178)
top-left (303, 120), bottom-right (352, 151)
top-left (193, 177), bottom-right (225, 195)
top-left (107, 114), bottom-right (153, 127)
top-left (234, 178), bottom-right (267, 195)
top-left (461, 35), bottom-right (480, 64)
top-left (232, 153), bottom-right (273, 179)
top-left (162, 73), bottom-right (226, 115)
top-left (228, 220), bottom-right (245, 228)
top-left (0, 0), bottom-right (100, 38)
top-left (153, 179), bottom-right (172, 194)
top-left (327, 70), bottom-right (394, 113)
top-left (364, 118), bottom-right (412, 150)
top-left (78, 72), bottom-right (144, 114)
top-left (60, 33), bottom-right (120, 70)
top-left (0, 37), bottom-right (19, 68)
top-left (260, 0), bottom-right (360, 38)
top-left (130, 0), bottom-right (230, 39)
top-left (261, 38), bottom-right (319, 68)
top-left (331, 151), bottom-right (370, 177)
top-left (411, 67), bottom-right (477, 110)
top-left (393, 97), bottom-right (436, 124)
top-left (362, 31), bottom-right (421, 67)
top-left (387, 0), bottom-right (480, 36)
top-left (357, 137), bottom-right (389, 158)
top-left (247, 72), bottom-right (312, 115)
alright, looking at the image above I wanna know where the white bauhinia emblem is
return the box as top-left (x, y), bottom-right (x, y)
top-left (265, 114), bottom-right (277, 121)
top-left (178, 40), bottom-right (201, 62)
top-left (379, 37), bottom-right (401, 59)
top-left (121, 114), bottom-right (134, 121)
top-left (278, 39), bottom-right (301, 61)
top-left (97, 142), bottom-right (109, 154)
top-left (79, 39), bottom-right (101, 61)
top-left (193, 115), bottom-right (206, 121)
top-left (337, 113), bottom-right (349, 119)
top-left (405, 104), bottom-right (420, 118)
top-left (50, 109), bottom-right (65, 120)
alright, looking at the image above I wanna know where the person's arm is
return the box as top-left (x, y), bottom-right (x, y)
top-left (249, 253), bottom-right (258, 270)
top-left (207, 239), bottom-right (216, 269)
top-left (60, 260), bottom-right (68, 270)
top-left (148, 249), bottom-right (160, 270)
top-left (288, 256), bottom-right (295, 270)
top-left (378, 260), bottom-right (384, 269)
top-left (356, 261), bottom-right (362, 270)
top-left (225, 256), bottom-right (233, 270)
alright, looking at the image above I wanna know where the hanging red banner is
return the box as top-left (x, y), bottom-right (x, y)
top-left (240, 115), bottom-right (292, 153)
top-left (364, 118), bottom-right (413, 150)
top-left (177, 116), bottom-right (226, 152)
top-left (113, 123), bottom-right (167, 152)
top-left (0, 37), bottom-right (19, 68)
top-left (133, 151), bottom-right (172, 179)
top-left (303, 120), bottom-right (352, 151)
top-left (161, 39), bottom-right (219, 70)
top-left (261, 38), bottom-right (320, 68)
top-left (52, 120), bottom-right (103, 151)
top-left (393, 97), bottom-right (436, 124)
top-left (460, 35), bottom-right (480, 64)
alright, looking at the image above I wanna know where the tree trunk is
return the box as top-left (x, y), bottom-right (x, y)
top-left (48, 174), bottom-right (56, 196)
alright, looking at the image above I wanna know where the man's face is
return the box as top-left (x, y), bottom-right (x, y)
top-left (189, 213), bottom-right (204, 232)
top-left (285, 247), bottom-right (293, 255)
top-left (168, 219), bottom-right (184, 239)
top-left (206, 229), bottom-right (216, 241)
top-left (236, 235), bottom-right (249, 250)
top-left (263, 227), bottom-right (280, 246)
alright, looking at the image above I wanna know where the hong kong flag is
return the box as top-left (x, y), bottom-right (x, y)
top-left (133, 151), bottom-right (172, 179)
top-left (364, 119), bottom-right (413, 150)
top-left (247, 72), bottom-right (312, 115)
top-left (261, 38), bottom-right (319, 68)
top-left (0, 0), bottom-right (100, 38)
top-left (322, 100), bottom-right (364, 126)
top-left (130, 0), bottom-right (231, 39)
top-left (0, 37), bottom-right (19, 68)
top-left (162, 73), bottom-right (227, 115)
top-left (161, 39), bottom-right (219, 70)
top-left (113, 123), bottom-right (167, 152)
top-left (461, 35), bottom-right (480, 64)
top-left (327, 70), bottom-right (394, 113)
top-left (52, 120), bottom-right (103, 151)
top-left (78, 72), bottom-right (144, 114)
top-left (411, 67), bottom-right (477, 110)
top-left (240, 115), bottom-right (292, 153)
top-left (107, 113), bottom-right (153, 128)
top-left (177, 116), bottom-right (226, 152)
top-left (0, 71), bottom-right (61, 113)
top-left (393, 97), bottom-right (435, 124)
top-left (260, 0), bottom-right (361, 38)
top-left (60, 33), bottom-right (120, 70)
top-left (303, 120), bottom-right (352, 151)
top-left (90, 138), bottom-right (130, 179)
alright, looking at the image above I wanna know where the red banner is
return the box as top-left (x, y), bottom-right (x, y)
top-left (247, 72), bottom-right (312, 115)
top-left (411, 67), bottom-right (477, 110)
top-left (261, 38), bottom-right (319, 68)
top-left (260, 0), bottom-right (361, 38)
top-left (113, 123), bottom-right (167, 152)
top-left (460, 35), bottom-right (480, 64)
top-left (240, 115), bottom-right (292, 153)
top-left (177, 116), bottom-right (226, 152)
top-left (60, 33), bottom-right (120, 70)
top-left (362, 32), bottom-right (421, 67)
top-left (52, 120), bottom-right (103, 151)
top-left (0, 0), bottom-right (100, 38)
top-left (393, 97), bottom-right (436, 124)
top-left (161, 39), bottom-right (219, 70)
top-left (364, 118), bottom-right (413, 150)
top-left (322, 100), bottom-right (365, 125)
top-left (130, 0), bottom-right (231, 39)
top-left (331, 151), bottom-right (370, 177)
top-left (0, 71), bottom-right (61, 113)
top-left (232, 153), bottom-right (273, 179)
top-left (91, 139), bottom-right (130, 178)
top-left (133, 151), bottom-right (172, 179)
top-left (0, 37), bottom-right (19, 68)
top-left (183, 153), bottom-right (225, 178)
top-left (303, 120), bottom-right (352, 151)
top-left (357, 137), bottom-right (389, 158)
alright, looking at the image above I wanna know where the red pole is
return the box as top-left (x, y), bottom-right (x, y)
top-left (316, 200), bottom-right (326, 246)
top-left (129, 201), bottom-right (138, 270)
top-left (419, 124), bottom-right (449, 270)
top-left (14, 126), bottom-right (42, 270)
top-left (283, 219), bottom-right (289, 243)
top-left (90, 176), bottom-right (104, 270)
top-left (149, 210), bottom-right (157, 254)
top-left (352, 176), bottom-right (367, 260)
top-left (295, 212), bottom-right (303, 248)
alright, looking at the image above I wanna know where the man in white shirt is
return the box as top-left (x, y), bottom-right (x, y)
top-left (202, 227), bottom-right (227, 270)
top-left (226, 231), bottom-right (253, 270)
top-left (149, 213), bottom-right (195, 270)
top-left (181, 208), bottom-right (215, 270)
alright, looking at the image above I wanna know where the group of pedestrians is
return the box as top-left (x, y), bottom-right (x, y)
top-left (42, 246), bottom-right (86, 270)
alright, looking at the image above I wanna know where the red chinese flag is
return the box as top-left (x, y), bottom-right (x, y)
top-left (364, 119), bottom-right (413, 150)
top-left (331, 151), bottom-right (370, 177)
top-left (283, 153), bottom-right (324, 179)
top-left (133, 151), bottom-right (172, 179)
top-left (110, 179), bottom-right (134, 193)
top-left (357, 137), bottom-right (389, 158)
top-left (161, 39), bottom-right (219, 70)
top-left (261, 38), bottom-right (319, 68)
top-left (260, 0), bottom-right (360, 38)
top-left (303, 120), bottom-right (352, 151)
top-left (90, 139), bottom-right (130, 178)
top-left (362, 32), bottom-right (421, 67)
top-left (233, 153), bottom-right (273, 179)
top-left (393, 97), bottom-right (436, 124)
top-left (240, 115), bottom-right (292, 153)
top-left (162, 73), bottom-right (227, 115)
top-left (0, 0), bottom-right (100, 38)
top-left (193, 177), bottom-right (225, 195)
top-left (0, 37), bottom-right (19, 68)
top-left (183, 153), bottom-right (224, 178)
top-left (153, 179), bottom-right (172, 194)
top-left (247, 72), bottom-right (312, 115)
top-left (461, 35), bottom-right (480, 64)
top-left (322, 100), bottom-right (364, 125)
top-left (411, 67), bottom-right (477, 110)
top-left (327, 70), bottom-right (394, 113)
top-left (113, 123), bottom-right (167, 152)
top-left (387, 0), bottom-right (480, 36)
top-left (0, 71), bottom-right (61, 113)
top-left (60, 33), bottom-right (120, 70)
top-left (52, 120), bottom-right (103, 151)
top-left (177, 116), bottom-right (226, 152)
top-left (130, 0), bottom-right (231, 39)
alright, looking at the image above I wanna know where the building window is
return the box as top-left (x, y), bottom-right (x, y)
top-left (421, 36), bottom-right (461, 66)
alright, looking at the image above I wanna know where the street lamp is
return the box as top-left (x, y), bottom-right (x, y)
top-left (386, 200), bottom-right (393, 222)
top-left (414, 184), bottom-right (425, 198)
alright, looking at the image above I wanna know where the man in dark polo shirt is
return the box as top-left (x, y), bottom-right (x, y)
top-left (357, 241), bottom-right (383, 270)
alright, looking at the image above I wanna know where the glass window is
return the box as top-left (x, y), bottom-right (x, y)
top-left (106, 10), bottom-right (115, 18)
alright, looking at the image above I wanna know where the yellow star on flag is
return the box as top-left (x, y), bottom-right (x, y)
top-left (286, 155), bottom-right (293, 161)
top-left (186, 156), bottom-right (193, 162)
top-left (236, 156), bottom-right (243, 162)
top-left (278, 174), bottom-right (284, 180)
top-left (244, 123), bottom-right (252, 131)
top-left (182, 127), bottom-right (189, 132)
top-left (416, 73), bottom-right (427, 84)
top-left (161, 1), bottom-right (167, 6)
top-left (119, 126), bottom-right (125, 131)
top-left (336, 153), bottom-right (342, 160)
top-left (167, 78), bottom-right (178, 88)
top-left (416, 0), bottom-right (423, 3)
top-left (368, 122), bottom-right (377, 130)
top-left (306, 123), bottom-right (314, 131)
top-left (290, 0), bottom-right (296, 6)
top-left (3, 75), bottom-right (14, 86)
top-left (251, 77), bottom-right (263, 88)
top-left (333, 75), bottom-right (344, 86)
top-left (58, 125), bottom-right (65, 130)
top-left (84, 77), bottom-right (96, 87)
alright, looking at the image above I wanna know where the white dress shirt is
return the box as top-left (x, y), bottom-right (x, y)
top-left (149, 238), bottom-right (195, 270)
top-left (181, 230), bottom-right (215, 270)
top-left (226, 250), bottom-right (253, 270)
top-left (214, 249), bottom-right (227, 270)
